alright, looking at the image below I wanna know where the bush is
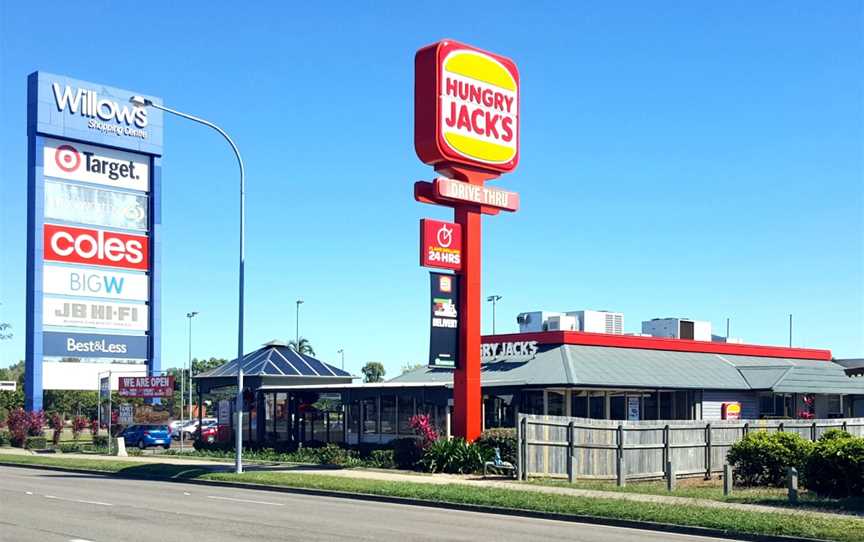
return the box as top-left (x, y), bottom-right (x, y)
top-left (0, 430), bottom-right (10, 446)
top-left (48, 412), bottom-right (64, 446)
top-left (727, 431), bottom-right (813, 487)
top-left (806, 432), bottom-right (864, 497)
top-left (92, 435), bottom-right (109, 448)
top-left (58, 442), bottom-right (82, 453)
top-left (24, 436), bottom-right (48, 450)
top-left (6, 409), bottom-right (44, 447)
top-left (392, 437), bottom-right (423, 469)
top-left (419, 438), bottom-right (493, 474)
top-left (71, 416), bottom-right (88, 441)
top-left (409, 414), bottom-right (438, 448)
top-left (89, 418), bottom-right (99, 437)
top-left (476, 428), bottom-right (517, 465)
top-left (369, 449), bottom-right (395, 469)
top-left (316, 443), bottom-right (359, 466)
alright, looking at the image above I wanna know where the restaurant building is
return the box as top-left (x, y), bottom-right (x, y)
top-left (195, 331), bottom-right (864, 447)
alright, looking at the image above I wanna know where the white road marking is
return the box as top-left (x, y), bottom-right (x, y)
top-left (45, 495), bottom-right (113, 506)
top-left (206, 495), bottom-right (284, 506)
top-left (25, 491), bottom-right (33, 495)
top-left (69, 539), bottom-right (96, 542)
top-left (183, 492), bottom-right (191, 496)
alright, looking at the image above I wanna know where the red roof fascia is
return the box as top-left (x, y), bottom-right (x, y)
top-left (481, 331), bottom-right (832, 361)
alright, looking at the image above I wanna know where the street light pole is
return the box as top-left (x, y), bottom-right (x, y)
top-left (130, 96), bottom-right (246, 473)
top-left (295, 299), bottom-right (304, 346)
top-left (337, 348), bottom-right (344, 370)
top-left (486, 295), bottom-right (502, 335)
top-left (186, 312), bottom-right (198, 425)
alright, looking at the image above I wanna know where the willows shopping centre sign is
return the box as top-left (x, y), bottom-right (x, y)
top-left (25, 72), bottom-right (163, 410)
top-left (414, 40), bottom-right (521, 441)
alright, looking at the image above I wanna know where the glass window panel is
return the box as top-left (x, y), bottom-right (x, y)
top-left (571, 394), bottom-right (588, 418)
top-left (381, 395), bottom-right (396, 434)
top-left (547, 391), bottom-right (565, 416)
top-left (589, 395), bottom-right (605, 419)
top-left (398, 395), bottom-right (414, 434)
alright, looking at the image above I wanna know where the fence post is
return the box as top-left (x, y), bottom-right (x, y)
top-left (705, 422), bottom-right (712, 479)
top-left (516, 415), bottom-right (524, 481)
top-left (567, 420), bottom-right (575, 483)
top-left (787, 467), bottom-right (798, 504)
top-left (723, 463), bottom-right (732, 496)
top-left (811, 421), bottom-right (817, 442)
top-left (520, 416), bottom-right (528, 480)
top-left (666, 460), bottom-right (676, 491)
top-left (663, 424), bottom-right (670, 472)
top-left (743, 422), bottom-right (749, 438)
top-left (778, 422), bottom-right (784, 433)
top-left (616, 424), bottom-right (625, 487)
top-left (842, 420), bottom-right (848, 433)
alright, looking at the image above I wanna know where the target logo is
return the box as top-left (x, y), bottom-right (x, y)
top-left (54, 145), bottom-right (81, 173)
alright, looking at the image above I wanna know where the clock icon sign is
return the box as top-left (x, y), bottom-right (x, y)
top-left (437, 224), bottom-right (453, 248)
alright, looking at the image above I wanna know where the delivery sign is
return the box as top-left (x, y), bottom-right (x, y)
top-left (415, 40), bottom-right (519, 173)
top-left (420, 219), bottom-right (462, 271)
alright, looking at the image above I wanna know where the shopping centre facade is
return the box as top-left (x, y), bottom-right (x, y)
top-left (196, 331), bottom-right (864, 447)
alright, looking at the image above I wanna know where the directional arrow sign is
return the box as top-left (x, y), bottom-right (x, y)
top-left (434, 177), bottom-right (520, 212)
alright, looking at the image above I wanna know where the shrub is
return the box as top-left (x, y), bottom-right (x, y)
top-left (392, 437), bottom-right (423, 469)
top-left (71, 416), bottom-right (88, 441)
top-left (409, 414), bottom-right (439, 448)
top-left (48, 412), bottom-right (64, 446)
top-left (369, 449), bottom-right (395, 469)
top-left (24, 436), bottom-right (48, 450)
top-left (476, 428), bottom-right (517, 465)
top-left (0, 430), bottom-right (10, 446)
top-left (59, 442), bottom-right (82, 453)
top-left (89, 418), bottom-right (99, 437)
top-left (806, 432), bottom-right (864, 497)
top-left (419, 438), bottom-right (493, 474)
top-left (316, 443), bottom-right (359, 466)
top-left (727, 431), bottom-right (813, 487)
top-left (92, 435), bottom-right (109, 448)
top-left (6, 409), bottom-right (44, 447)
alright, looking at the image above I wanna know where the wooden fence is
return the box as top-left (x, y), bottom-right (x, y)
top-left (516, 414), bottom-right (864, 482)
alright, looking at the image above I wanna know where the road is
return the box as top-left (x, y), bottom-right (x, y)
top-left (0, 466), bottom-right (736, 542)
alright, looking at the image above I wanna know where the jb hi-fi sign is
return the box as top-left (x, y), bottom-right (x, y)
top-left (414, 40), bottom-right (521, 441)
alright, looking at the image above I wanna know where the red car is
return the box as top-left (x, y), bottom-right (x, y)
top-left (198, 423), bottom-right (220, 443)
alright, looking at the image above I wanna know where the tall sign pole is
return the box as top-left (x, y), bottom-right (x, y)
top-left (414, 40), bottom-right (520, 441)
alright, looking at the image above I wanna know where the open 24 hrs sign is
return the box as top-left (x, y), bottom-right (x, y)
top-left (420, 218), bottom-right (462, 271)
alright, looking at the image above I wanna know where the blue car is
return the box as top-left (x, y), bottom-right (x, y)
top-left (121, 424), bottom-right (171, 450)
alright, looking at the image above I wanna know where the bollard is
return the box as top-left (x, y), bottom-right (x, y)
top-left (723, 463), bottom-right (732, 496)
top-left (787, 467), bottom-right (798, 504)
top-left (666, 460), bottom-right (676, 492)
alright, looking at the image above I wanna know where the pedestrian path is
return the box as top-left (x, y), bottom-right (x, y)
top-left (1, 447), bottom-right (856, 520)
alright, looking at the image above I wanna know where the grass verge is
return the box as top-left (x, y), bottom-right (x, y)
top-left (1, 454), bottom-right (862, 542)
top-left (525, 477), bottom-right (864, 515)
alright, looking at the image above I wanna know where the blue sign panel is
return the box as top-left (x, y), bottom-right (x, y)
top-left (26, 71), bottom-right (163, 411)
top-left (43, 332), bottom-right (149, 360)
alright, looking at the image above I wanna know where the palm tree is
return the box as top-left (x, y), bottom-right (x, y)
top-left (288, 337), bottom-right (315, 356)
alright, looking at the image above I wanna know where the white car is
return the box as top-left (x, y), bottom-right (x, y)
top-left (178, 418), bottom-right (217, 439)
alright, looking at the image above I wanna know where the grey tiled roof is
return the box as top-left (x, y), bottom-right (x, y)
top-left (197, 343), bottom-right (350, 379)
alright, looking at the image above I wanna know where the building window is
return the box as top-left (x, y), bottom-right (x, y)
top-left (610, 395), bottom-right (626, 420)
top-left (659, 392), bottom-right (674, 419)
top-left (381, 395), bottom-right (396, 434)
top-left (484, 394), bottom-right (515, 428)
top-left (398, 395), bottom-right (414, 434)
top-left (828, 395), bottom-right (842, 417)
top-left (589, 393), bottom-right (605, 419)
top-left (522, 391), bottom-right (544, 415)
top-left (547, 391), bottom-right (565, 416)
top-left (362, 398), bottom-right (377, 434)
top-left (571, 393), bottom-right (588, 418)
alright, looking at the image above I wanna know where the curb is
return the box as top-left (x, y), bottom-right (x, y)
top-left (0, 460), bottom-right (830, 542)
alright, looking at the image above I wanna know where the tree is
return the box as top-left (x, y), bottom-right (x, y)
top-left (400, 363), bottom-right (425, 375)
top-left (0, 361), bottom-right (25, 387)
top-left (0, 302), bottom-right (12, 341)
top-left (192, 357), bottom-right (228, 375)
top-left (361, 362), bottom-right (386, 383)
top-left (288, 337), bottom-right (316, 356)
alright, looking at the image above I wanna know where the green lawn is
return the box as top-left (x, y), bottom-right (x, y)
top-left (525, 477), bottom-right (864, 515)
top-left (1, 454), bottom-right (862, 542)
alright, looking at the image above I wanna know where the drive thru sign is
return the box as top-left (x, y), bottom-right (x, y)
top-left (415, 39), bottom-right (521, 442)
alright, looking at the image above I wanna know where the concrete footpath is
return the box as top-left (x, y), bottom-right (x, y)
top-left (0, 447), bottom-right (857, 520)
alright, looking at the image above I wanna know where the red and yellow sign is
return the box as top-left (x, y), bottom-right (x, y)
top-left (722, 402), bottom-right (742, 420)
top-left (415, 40), bottom-right (519, 173)
top-left (420, 218), bottom-right (462, 271)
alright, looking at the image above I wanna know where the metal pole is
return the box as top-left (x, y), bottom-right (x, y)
top-left (726, 318), bottom-right (730, 339)
top-left (295, 299), bottom-right (303, 346)
top-left (133, 98), bottom-right (246, 473)
top-left (492, 299), bottom-right (496, 335)
top-left (788, 314), bottom-right (792, 347)
top-left (186, 312), bottom-right (198, 437)
top-left (338, 349), bottom-right (344, 370)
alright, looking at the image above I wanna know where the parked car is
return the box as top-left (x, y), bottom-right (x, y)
top-left (121, 425), bottom-right (171, 450)
top-left (167, 420), bottom-right (187, 438)
top-left (180, 418), bottom-right (217, 439)
top-left (198, 423), bottom-right (222, 443)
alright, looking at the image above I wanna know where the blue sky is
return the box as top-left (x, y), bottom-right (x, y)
top-left (1, 1), bottom-right (862, 376)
